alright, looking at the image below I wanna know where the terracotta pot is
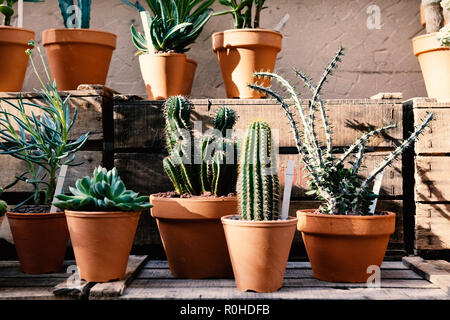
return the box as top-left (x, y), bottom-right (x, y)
top-left (139, 52), bottom-right (186, 100)
top-left (42, 28), bottom-right (116, 90)
top-left (65, 210), bottom-right (141, 282)
top-left (297, 209), bottom-right (396, 283)
top-left (150, 195), bottom-right (236, 279)
top-left (0, 26), bottom-right (34, 92)
top-left (181, 58), bottom-right (197, 96)
top-left (7, 211), bottom-right (69, 274)
top-left (413, 32), bottom-right (450, 102)
top-left (212, 28), bottom-right (282, 99)
top-left (221, 215), bottom-right (297, 293)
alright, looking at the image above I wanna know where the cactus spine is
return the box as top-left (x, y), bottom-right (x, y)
top-left (238, 120), bottom-right (280, 221)
top-left (163, 96), bottom-right (238, 196)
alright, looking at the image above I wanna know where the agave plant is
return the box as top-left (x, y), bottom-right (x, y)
top-left (122, 0), bottom-right (214, 53)
top-left (57, 0), bottom-right (91, 28)
top-left (214, 0), bottom-right (267, 29)
top-left (0, 0), bottom-right (43, 26)
top-left (54, 166), bottom-right (153, 212)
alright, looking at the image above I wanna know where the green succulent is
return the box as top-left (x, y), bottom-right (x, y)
top-left (54, 166), bottom-right (153, 212)
top-left (0, 0), bottom-right (44, 26)
top-left (214, 0), bottom-right (267, 29)
top-left (0, 189), bottom-right (7, 216)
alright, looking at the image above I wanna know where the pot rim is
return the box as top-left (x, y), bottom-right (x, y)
top-left (140, 52), bottom-right (187, 57)
top-left (296, 209), bottom-right (396, 220)
top-left (150, 194), bottom-right (237, 203)
top-left (412, 32), bottom-right (449, 56)
top-left (42, 28), bottom-right (117, 48)
top-left (0, 25), bottom-right (35, 33)
top-left (65, 210), bottom-right (142, 218)
top-left (221, 214), bottom-right (298, 227)
top-left (6, 211), bottom-right (65, 219)
top-left (212, 28), bottom-right (282, 52)
top-left (212, 28), bottom-right (282, 37)
top-left (0, 26), bottom-right (35, 45)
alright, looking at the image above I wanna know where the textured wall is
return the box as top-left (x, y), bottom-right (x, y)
top-left (18, 0), bottom-right (427, 99)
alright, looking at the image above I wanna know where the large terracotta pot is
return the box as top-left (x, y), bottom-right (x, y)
top-left (221, 215), bottom-right (297, 293)
top-left (150, 195), bottom-right (236, 279)
top-left (297, 209), bottom-right (396, 283)
top-left (139, 52), bottom-right (186, 100)
top-left (0, 26), bottom-right (34, 92)
top-left (212, 29), bottom-right (282, 99)
top-left (413, 32), bottom-right (450, 102)
top-left (181, 58), bottom-right (197, 96)
top-left (65, 210), bottom-right (141, 282)
top-left (7, 211), bottom-right (69, 274)
top-left (42, 28), bottom-right (116, 90)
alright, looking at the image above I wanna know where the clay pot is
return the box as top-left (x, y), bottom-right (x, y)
top-left (297, 209), bottom-right (396, 283)
top-left (212, 29), bottom-right (282, 99)
top-left (0, 26), bottom-right (34, 92)
top-left (221, 215), bottom-right (297, 293)
top-left (7, 211), bottom-right (69, 274)
top-left (139, 52), bottom-right (187, 100)
top-left (42, 28), bottom-right (116, 90)
top-left (65, 210), bottom-right (141, 282)
top-left (413, 32), bottom-right (450, 102)
top-left (181, 58), bottom-right (198, 96)
top-left (150, 195), bottom-right (236, 279)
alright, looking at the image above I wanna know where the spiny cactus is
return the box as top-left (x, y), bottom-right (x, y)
top-left (238, 120), bottom-right (280, 221)
top-left (249, 46), bottom-right (434, 215)
top-left (163, 96), bottom-right (238, 196)
top-left (58, 0), bottom-right (91, 29)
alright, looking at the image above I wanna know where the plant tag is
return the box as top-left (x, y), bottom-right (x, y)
top-left (140, 11), bottom-right (152, 54)
top-left (280, 160), bottom-right (295, 220)
top-left (50, 165), bottom-right (68, 213)
top-left (18, 0), bottom-right (23, 28)
top-left (369, 171), bottom-right (384, 215)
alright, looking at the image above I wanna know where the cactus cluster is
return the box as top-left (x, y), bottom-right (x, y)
top-left (237, 120), bottom-right (280, 221)
top-left (163, 96), bottom-right (238, 196)
top-left (249, 46), bottom-right (434, 215)
top-left (54, 166), bottom-right (152, 212)
top-left (58, 0), bottom-right (91, 29)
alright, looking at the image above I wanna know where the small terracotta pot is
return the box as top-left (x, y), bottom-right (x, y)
top-left (7, 211), bottom-right (69, 274)
top-left (42, 28), bottom-right (116, 90)
top-left (181, 58), bottom-right (197, 96)
top-left (0, 26), bottom-right (34, 92)
top-left (212, 29), bottom-right (282, 99)
top-left (139, 52), bottom-right (187, 100)
top-left (65, 210), bottom-right (141, 282)
top-left (413, 32), bottom-right (450, 102)
top-left (150, 195), bottom-right (236, 279)
top-left (297, 209), bottom-right (396, 283)
top-left (221, 215), bottom-right (297, 293)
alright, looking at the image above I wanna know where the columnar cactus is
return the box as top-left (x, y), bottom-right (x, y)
top-left (237, 120), bottom-right (280, 221)
top-left (163, 96), bottom-right (238, 196)
top-left (249, 47), bottom-right (434, 215)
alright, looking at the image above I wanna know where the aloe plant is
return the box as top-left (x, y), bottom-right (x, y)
top-left (249, 46), bottom-right (434, 215)
top-left (57, 0), bottom-right (91, 28)
top-left (54, 166), bottom-right (152, 211)
top-left (214, 0), bottom-right (267, 29)
top-left (0, 44), bottom-right (89, 207)
top-left (0, 0), bottom-right (43, 26)
top-left (122, 0), bottom-right (214, 53)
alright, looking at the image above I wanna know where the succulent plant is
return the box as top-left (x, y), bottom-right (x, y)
top-left (439, 0), bottom-right (450, 45)
top-left (214, 0), bottom-right (267, 29)
top-left (0, 0), bottom-right (43, 26)
top-left (0, 189), bottom-right (7, 216)
top-left (249, 46), bottom-right (434, 215)
top-left (237, 120), bottom-right (280, 221)
top-left (162, 95), bottom-right (238, 196)
top-left (54, 166), bottom-right (152, 212)
top-left (58, 0), bottom-right (91, 29)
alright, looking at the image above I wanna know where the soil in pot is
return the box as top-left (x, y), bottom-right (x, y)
top-left (150, 193), bottom-right (236, 279)
top-left (221, 215), bottom-right (298, 293)
top-left (297, 209), bottom-right (396, 283)
top-left (7, 206), bottom-right (69, 274)
top-left (0, 27), bottom-right (34, 92)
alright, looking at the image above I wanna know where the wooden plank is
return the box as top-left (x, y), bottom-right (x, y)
top-left (415, 156), bottom-right (450, 202)
top-left (0, 287), bottom-right (73, 300)
top-left (0, 277), bottom-right (67, 287)
top-left (403, 256), bottom-right (450, 295)
top-left (114, 99), bottom-right (403, 150)
top-left (415, 108), bottom-right (450, 154)
top-left (89, 255), bottom-right (148, 299)
top-left (415, 203), bottom-right (450, 250)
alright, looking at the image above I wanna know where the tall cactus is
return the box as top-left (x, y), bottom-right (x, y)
top-left (249, 47), bottom-right (434, 215)
top-left (163, 96), bottom-right (238, 196)
top-left (238, 120), bottom-right (280, 221)
top-left (58, 0), bottom-right (91, 29)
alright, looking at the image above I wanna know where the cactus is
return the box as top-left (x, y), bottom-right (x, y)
top-left (214, 0), bottom-right (267, 29)
top-left (249, 46), bottom-right (434, 215)
top-left (0, 189), bottom-right (7, 216)
top-left (238, 120), bottom-right (280, 221)
top-left (58, 0), bottom-right (91, 29)
top-left (163, 96), bottom-right (238, 196)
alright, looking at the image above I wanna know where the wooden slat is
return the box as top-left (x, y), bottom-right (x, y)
top-left (415, 106), bottom-right (450, 154)
top-left (403, 256), bottom-right (450, 295)
top-left (415, 203), bottom-right (450, 250)
top-left (415, 156), bottom-right (450, 202)
top-left (0, 287), bottom-right (73, 300)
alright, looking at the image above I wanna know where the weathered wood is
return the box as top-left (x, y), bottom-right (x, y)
top-left (414, 104), bottom-right (450, 154)
top-left (415, 203), bottom-right (450, 250)
top-left (52, 279), bottom-right (92, 299)
top-left (415, 156), bottom-right (450, 202)
top-left (370, 92), bottom-right (403, 100)
top-left (403, 256), bottom-right (450, 295)
top-left (0, 287), bottom-right (73, 300)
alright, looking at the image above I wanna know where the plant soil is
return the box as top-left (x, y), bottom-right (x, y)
top-left (10, 206), bottom-right (51, 214)
top-left (313, 209), bottom-right (389, 216)
top-left (153, 191), bottom-right (236, 199)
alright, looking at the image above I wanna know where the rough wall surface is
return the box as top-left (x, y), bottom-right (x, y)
top-left (18, 0), bottom-right (427, 99)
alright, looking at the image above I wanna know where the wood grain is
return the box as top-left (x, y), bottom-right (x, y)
top-left (415, 156), bottom-right (450, 202)
top-left (415, 203), bottom-right (450, 250)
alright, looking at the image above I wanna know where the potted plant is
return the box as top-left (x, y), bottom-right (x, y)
top-left (249, 47), bottom-right (434, 283)
top-left (0, 188), bottom-right (6, 226)
top-left (42, 0), bottom-right (117, 90)
top-left (54, 166), bottom-right (152, 282)
top-left (414, 0), bottom-right (450, 102)
top-left (0, 45), bottom-right (90, 274)
top-left (122, 0), bottom-right (214, 99)
top-left (221, 120), bottom-right (297, 293)
top-left (150, 95), bottom-right (238, 279)
top-left (0, 0), bottom-right (41, 91)
top-left (212, 0), bottom-right (282, 99)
